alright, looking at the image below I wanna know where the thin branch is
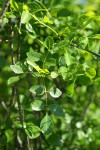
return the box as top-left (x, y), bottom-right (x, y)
top-left (8, 19), bottom-right (15, 64)
top-left (81, 94), bottom-right (95, 121)
top-left (5, 86), bottom-right (16, 121)
top-left (15, 87), bottom-right (24, 127)
top-left (0, 0), bottom-right (10, 17)
top-left (6, 16), bottom-right (16, 122)
top-left (16, 18), bottom-right (21, 61)
top-left (15, 18), bottom-right (31, 150)
top-left (70, 42), bottom-right (100, 58)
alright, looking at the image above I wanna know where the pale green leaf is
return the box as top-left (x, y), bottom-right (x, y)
top-left (29, 85), bottom-right (45, 95)
top-left (26, 23), bottom-right (33, 32)
top-left (64, 51), bottom-right (74, 66)
top-left (31, 100), bottom-right (45, 111)
top-left (49, 87), bottom-right (62, 98)
top-left (21, 11), bottom-right (30, 24)
top-left (51, 71), bottom-right (58, 79)
top-left (27, 51), bottom-right (42, 62)
top-left (10, 64), bottom-right (23, 74)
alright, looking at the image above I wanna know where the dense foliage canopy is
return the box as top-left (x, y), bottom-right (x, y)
top-left (0, 0), bottom-right (100, 149)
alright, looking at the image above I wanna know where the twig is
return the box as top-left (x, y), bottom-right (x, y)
top-left (15, 17), bottom-right (31, 150)
top-left (81, 94), bottom-right (95, 121)
top-left (8, 19), bottom-right (15, 64)
top-left (5, 86), bottom-right (16, 120)
top-left (6, 15), bottom-right (16, 122)
top-left (0, 0), bottom-right (10, 17)
top-left (15, 87), bottom-right (24, 127)
top-left (16, 18), bottom-right (21, 61)
top-left (70, 42), bottom-right (100, 58)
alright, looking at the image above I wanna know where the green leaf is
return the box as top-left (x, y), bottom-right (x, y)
top-left (43, 16), bottom-right (53, 24)
top-left (26, 23), bottom-right (33, 32)
top-left (44, 58), bottom-right (56, 68)
top-left (10, 0), bottom-right (19, 11)
top-left (58, 66), bottom-right (68, 80)
top-left (90, 34), bottom-right (100, 40)
top-left (27, 2), bottom-right (41, 13)
top-left (88, 40), bottom-right (94, 50)
top-left (29, 85), bottom-right (45, 95)
top-left (5, 130), bottom-right (13, 143)
top-left (8, 76), bottom-right (20, 85)
top-left (57, 38), bottom-right (69, 48)
top-left (50, 71), bottom-right (58, 79)
top-left (44, 36), bottom-right (54, 50)
top-left (49, 103), bottom-right (64, 117)
top-left (95, 77), bottom-right (100, 82)
top-left (77, 48), bottom-right (93, 60)
top-left (47, 133), bottom-right (62, 146)
top-left (49, 87), bottom-right (62, 98)
top-left (27, 51), bottom-right (42, 62)
top-left (27, 58), bottom-right (38, 69)
top-left (59, 56), bottom-right (66, 66)
top-left (78, 36), bottom-right (88, 49)
top-left (21, 11), bottom-right (31, 24)
top-left (25, 123), bottom-right (40, 139)
top-left (66, 80), bottom-right (75, 97)
top-left (77, 75), bottom-right (91, 85)
top-left (31, 100), bottom-right (45, 111)
top-left (57, 8), bottom-right (71, 17)
top-left (58, 66), bottom-right (68, 74)
top-left (10, 64), bottom-right (23, 74)
top-left (78, 15), bottom-right (94, 30)
top-left (40, 114), bottom-right (54, 135)
top-left (64, 51), bottom-right (74, 66)
top-left (85, 68), bottom-right (96, 79)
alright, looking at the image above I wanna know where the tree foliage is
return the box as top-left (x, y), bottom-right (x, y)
top-left (0, 0), bottom-right (100, 149)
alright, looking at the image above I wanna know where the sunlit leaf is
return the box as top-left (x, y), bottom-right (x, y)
top-left (31, 100), bottom-right (45, 111)
top-left (21, 11), bottom-right (30, 24)
top-left (29, 85), bottom-right (45, 95)
top-left (10, 0), bottom-right (19, 11)
top-left (26, 23), bottom-right (33, 32)
top-left (66, 81), bottom-right (75, 97)
top-left (40, 114), bottom-right (54, 135)
top-left (27, 51), bottom-right (42, 62)
top-left (44, 36), bottom-right (54, 50)
top-left (64, 51), bottom-right (74, 66)
top-left (25, 123), bottom-right (40, 139)
top-left (90, 34), bottom-right (100, 40)
top-left (50, 71), bottom-right (58, 79)
top-left (10, 64), bottom-right (23, 74)
top-left (85, 68), bottom-right (96, 79)
top-left (49, 87), bottom-right (62, 98)
top-left (43, 16), bottom-right (53, 24)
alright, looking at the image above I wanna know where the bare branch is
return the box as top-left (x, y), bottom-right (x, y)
top-left (0, 0), bottom-right (10, 17)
